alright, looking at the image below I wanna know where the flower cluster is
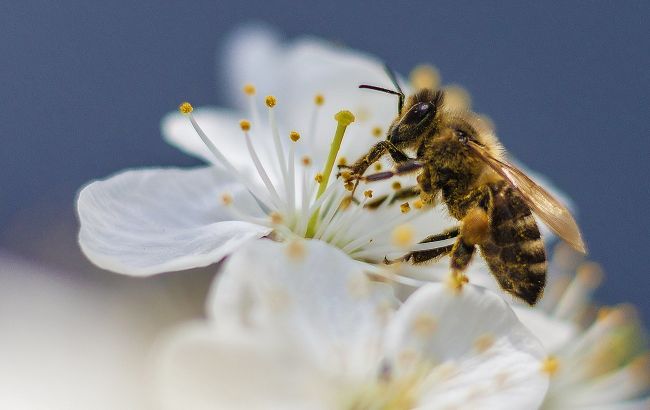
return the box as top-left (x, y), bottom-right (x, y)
top-left (76, 26), bottom-right (648, 408)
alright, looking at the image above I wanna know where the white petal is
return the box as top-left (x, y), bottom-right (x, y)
top-left (385, 283), bottom-right (549, 410)
top-left (153, 323), bottom-right (333, 410)
top-left (513, 306), bottom-right (577, 352)
top-left (78, 167), bottom-right (270, 276)
top-left (208, 239), bottom-right (398, 377)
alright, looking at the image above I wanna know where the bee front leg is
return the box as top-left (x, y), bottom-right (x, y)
top-left (338, 141), bottom-right (411, 178)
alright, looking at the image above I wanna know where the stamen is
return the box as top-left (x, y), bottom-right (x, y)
top-left (392, 225), bottom-right (415, 248)
top-left (285, 240), bottom-right (306, 261)
top-left (338, 157), bottom-right (347, 166)
top-left (392, 182), bottom-right (402, 191)
top-left (270, 212), bottom-right (283, 225)
top-left (553, 261), bottom-right (603, 320)
top-left (220, 192), bottom-right (233, 206)
top-left (305, 110), bottom-right (355, 237)
top-left (372, 126), bottom-right (383, 137)
top-left (314, 94), bottom-right (325, 106)
top-left (374, 163), bottom-right (383, 171)
top-left (541, 356), bottom-right (559, 375)
top-left (240, 120), bottom-right (284, 210)
top-left (179, 102), bottom-right (273, 209)
top-left (242, 84), bottom-right (256, 96)
top-left (243, 84), bottom-right (262, 130)
top-left (413, 199), bottom-right (424, 209)
top-left (266, 96), bottom-right (291, 204)
top-left (265, 95), bottom-right (277, 108)
top-left (301, 156), bottom-right (312, 166)
top-left (287, 131), bottom-right (299, 215)
top-left (400, 202), bottom-right (411, 213)
top-left (364, 190), bottom-right (373, 198)
top-left (308, 93), bottom-right (324, 152)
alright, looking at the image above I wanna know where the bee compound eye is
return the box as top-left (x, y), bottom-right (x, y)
top-left (404, 102), bottom-right (432, 124)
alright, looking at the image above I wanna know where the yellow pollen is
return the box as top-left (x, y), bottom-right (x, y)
top-left (374, 163), bottom-right (383, 171)
top-left (400, 202), bottom-right (411, 213)
top-left (447, 270), bottom-right (469, 292)
top-left (340, 196), bottom-right (353, 210)
top-left (372, 126), bottom-right (383, 137)
top-left (392, 224), bottom-right (415, 248)
top-left (301, 156), bottom-right (312, 166)
top-left (541, 356), bottom-right (559, 375)
top-left (220, 193), bottom-right (233, 205)
top-left (265, 95), bottom-right (277, 108)
top-left (239, 120), bottom-right (251, 131)
top-left (289, 131), bottom-right (301, 142)
top-left (340, 170), bottom-right (352, 180)
top-left (243, 83), bottom-right (256, 96)
top-left (474, 333), bottom-right (495, 353)
top-left (270, 212), bottom-right (283, 225)
top-left (344, 181), bottom-right (355, 191)
top-left (364, 190), bottom-right (373, 198)
top-left (392, 181), bottom-right (402, 191)
top-left (413, 199), bottom-right (424, 209)
top-left (413, 313), bottom-right (437, 337)
top-left (285, 240), bottom-right (306, 261)
top-left (178, 102), bottom-right (193, 114)
top-left (315, 173), bottom-right (323, 183)
top-left (577, 261), bottom-right (604, 288)
top-left (334, 110), bottom-right (356, 126)
top-left (337, 157), bottom-right (347, 166)
top-left (410, 64), bottom-right (441, 90)
top-left (314, 93), bottom-right (325, 106)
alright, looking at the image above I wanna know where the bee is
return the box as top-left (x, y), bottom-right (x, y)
top-left (340, 74), bottom-right (586, 305)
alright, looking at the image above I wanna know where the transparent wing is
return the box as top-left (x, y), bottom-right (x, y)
top-left (468, 141), bottom-right (587, 253)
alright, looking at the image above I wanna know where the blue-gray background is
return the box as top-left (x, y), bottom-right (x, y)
top-left (1, 2), bottom-right (648, 318)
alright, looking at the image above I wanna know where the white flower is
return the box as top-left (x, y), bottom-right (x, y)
top-left (506, 246), bottom-right (650, 410)
top-left (153, 239), bottom-right (550, 409)
top-left (77, 26), bottom-right (454, 277)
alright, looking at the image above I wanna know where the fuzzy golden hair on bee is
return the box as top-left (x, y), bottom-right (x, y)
top-left (454, 110), bottom-right (505, 161)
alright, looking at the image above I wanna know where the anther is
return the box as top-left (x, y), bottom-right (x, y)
top-left (400, 202), bottom-right (411, 214)
top-left (334, 110), bottom-right (355, 126)
top-left (392, 225), bottom-right (415, 248)
top-left (301, 156), bottom-right (312, 166)
top-left (413, 199), bottom-right (424, 209)
top-left (364, 190), bottom-right (373, 198)
top-left (220, 193), bottom-right (233, 206)
top-left (239, 120), bottom-right (251, 131)
top-left (178, 102), bottom-right (193, 115)
top-left (374, 163), bottom-right (382, 171)
top-left (340, 171), bottom-right (352, 180)
top-left (372, 126), bottom-right (383, 137)
top-left (344, 181), bottom-right (355, 191)
top-left (315, 173), bottom-right (323, 183)
top-left (410, 64), bottom-right (440, 90)
top-left (269, 212), bottom-right (283, 225)
top-left (243, 84), bottom-right (256, 96)
top-left (285, 240), bottom-right (306, 261)
top-left (314, 93), bottom-right (325, 106)
top-left (338, 157), bottom-right (347, 166)
top-left (265, 95), bottom-right (277, 108)
top-left (392, 182), bottom-right (402, 191)
top-left (541, 356), bottom-right (559, 375)
top-left (289, 131), bottom-right (300, 142)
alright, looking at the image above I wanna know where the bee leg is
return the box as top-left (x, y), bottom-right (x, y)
top-left (337, 141), bottom-right (411, 178)
top-left (386, 227), bottom-right (460, 264)
top-left (362, 160), bottom-right (423, 182)
top-left (365, 185), bottom-right (421, 209)
top-left (449, 207), bottom-right (490, 280)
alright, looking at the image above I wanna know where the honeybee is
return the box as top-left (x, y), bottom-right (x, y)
top-left (341, 76), bottom-right (586, 305)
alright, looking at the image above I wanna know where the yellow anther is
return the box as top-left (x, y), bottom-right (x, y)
top-left (392, 181), bottom-right (402, 191)
top-left (220, 193), bottom-right (233, 205)
top-left (400, 202), bottom-right (411, 214)
top-left (339, 196), bottom-right (352, 210)
top-left (337, 157), bottom-right (347, 166)
top-left (364, 190), bottom-right (373, 198)
top-left (541, 356), bottom-right (560, 375)
top-left (344, 181), bottom-right (355, 191)
top-left (413, 199), bottom-right (424, 209)
top-left (239, 120), bottom-right (251, 131)
top-left (372, 126), bottom-right (383, 137)
top-left (577, 261), bottom-right (604, 288)
top-left (334, 110), bottom-right (355, 126)
top-left (474, 333), bottom-right (495, 353)
top-left (314, 93), bottom-right (325, 106)
top-left (301, 156), bottom-right (312, 166)
top-left (270, 212), bottom-right (283, 225)
top-left (285, 240), bottom-right (306, 261)
top-left (392, 224), bottom-right (415, 248)
top-left (340, 171), bottom-right (352, 180)
top-left (374, 163), bottom-right (382, 171)
top-left (265, 95), bottom-right (277, 108)
top-left (448, 270), bottom-right (469, 292)
top-left (243, 83), bottom-right (256, 96)
top-left (178, 102), bottom-right (193, 114)
top-left (288, 130), bottom-right (300, 142)
top-left (410, 64), bottom-right (441, 90)
top-left (315, 173), bottom-right (323, 183)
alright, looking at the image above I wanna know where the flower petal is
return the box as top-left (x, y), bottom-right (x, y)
top-left (207, 239), bottom-right (398, 377)
top-left (153, 323), bottom-right (333, 410)
top-left (385, 283), bottom-right (549, 409)
top-left (77, 167), bottom-right (271, 276)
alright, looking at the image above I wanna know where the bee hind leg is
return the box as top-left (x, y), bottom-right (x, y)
top-left (385, 227), bottom-right (459, 264)
top-left (449, 207), bottom-right (490, 284)
top-left (365, 185), bottom-right (421, 209)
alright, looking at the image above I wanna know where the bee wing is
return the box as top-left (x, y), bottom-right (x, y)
top-left (468, 141), bottom-right (587, 253)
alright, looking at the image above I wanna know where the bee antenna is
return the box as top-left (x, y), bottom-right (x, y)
top-left (359, 69), bottom-right (405, 114)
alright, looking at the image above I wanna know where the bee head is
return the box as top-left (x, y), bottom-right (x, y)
top-left (388, 89), bottom-right (443, 147)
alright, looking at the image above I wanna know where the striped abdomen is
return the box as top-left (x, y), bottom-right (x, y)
top-left (479, 181), bottom-right (547, 305)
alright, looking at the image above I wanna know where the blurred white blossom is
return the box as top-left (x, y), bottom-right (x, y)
top-left (153, 239), bottom-right (550, 410)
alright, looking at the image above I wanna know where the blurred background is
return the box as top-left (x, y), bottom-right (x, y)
top-left (0, 2), bottom-right (648, 396)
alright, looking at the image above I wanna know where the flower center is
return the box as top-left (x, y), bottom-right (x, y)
top-left (178, 90), bottom-right (449, 269)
